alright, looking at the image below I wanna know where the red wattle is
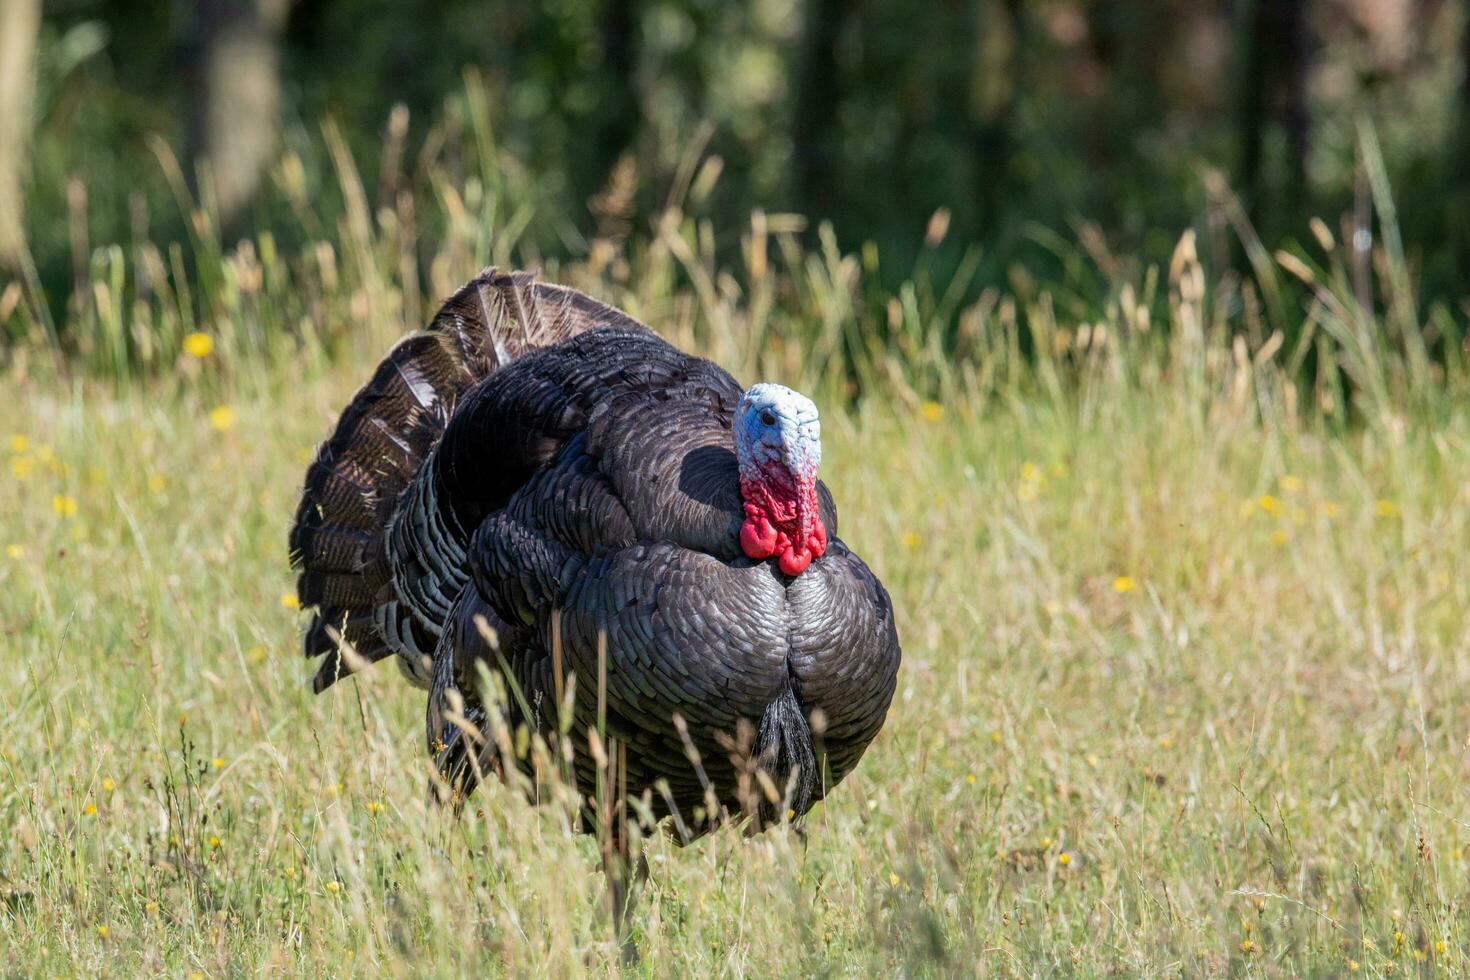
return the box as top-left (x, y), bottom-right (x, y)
top-left (779, 548), bottom-right (812, 576)
top-left (739, 469), bottom-right (827, 575)
top-left (740, 513), bottom-right (778, 559)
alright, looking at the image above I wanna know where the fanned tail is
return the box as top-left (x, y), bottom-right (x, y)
top-left (288, 268), bottom-right (645, 692)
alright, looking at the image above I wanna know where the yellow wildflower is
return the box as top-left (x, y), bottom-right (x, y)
top-left (902, 531), bottom-right (922, 550)
top-left (325, 881), bottom-right (342, 895)
top-left (182, 332), bottom-right (215, 358)
top-left (1319, 500), bottom-right (1340, 519)
top-left (365, 801), bottom-right (385, 815)
top-left (965, 772), bottom-right (976, 784)
top-left (96, 925), bottom-right (108, 939)
top-left (248, 646), bottom-right (267, 663)
top-left (4, 544), bottom-right (22, 559)
top-left (1270, 529), bottom-right (1289, 547)
top-left (1376, 499), bottom-right (1399, 518)
top-left (887, 873), bottom-right (900, 887)
top-left (1280, 474), bottom-right (1303, 493)
top-left (919, 401), bottom-right (944, 423)
top-left (8, 435), bottom-right (29, 454)
top-left (102, 778), bottom-right (115, 793)
top-left (1112, 576), bottom-right (1136, 593)
top-left (1241, 940), bottom-right (1256, 954)
top-left (10, 455), bottom-right (33, 479)
top-left (208, 406), bottom-right (237, 431)
top-left (1058, 852), bottom-right (1071, 867)
top-left (51, 495), bottom-right (78, 518)
top-left (280, 592), bottom-right (300, 610)
top-left (209, 835), bottom-right (221, 849)
top-left (1238, 499), bottom-right (1256, 519)
top-left (148, 473), bottom-right (167, 493)
top-left (1258, 494), bottom-right (1281, 515)
top-left (1437, 940), bottom-right (1448, 954)
top-left (83, 802), bottom-right (97, 816)
top-left (211, 757), bottom-right (225, 770)
top-left (1347, 960), bottom-right (1358, 972)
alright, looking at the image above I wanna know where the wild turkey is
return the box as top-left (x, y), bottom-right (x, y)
top-left (289, 268), bottom-right (901, 862)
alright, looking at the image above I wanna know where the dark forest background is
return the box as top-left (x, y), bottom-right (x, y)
top-left (4, 0), bottom-right (1470, 331)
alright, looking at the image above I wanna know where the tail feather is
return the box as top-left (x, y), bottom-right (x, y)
top-left (289, 525), bottom-right (380, 575)
top-left (303, 610), bottom-right (379, 658)
top-left (305, 614), bottom-right (392, 692)
top-left (290, 268), bottom-right (645, 691)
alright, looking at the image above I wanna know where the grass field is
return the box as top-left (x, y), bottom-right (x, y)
top-left (3, 205), bottom-right (1470, 975)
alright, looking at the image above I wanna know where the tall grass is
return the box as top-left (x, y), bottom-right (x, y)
top-left (3, 81), bottom-right (1464, 428)
top-left (2, 93), bottom-right (1469, 974)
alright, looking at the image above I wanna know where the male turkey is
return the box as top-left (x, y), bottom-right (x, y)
top-left (289, 268), bottom-right (900, 850)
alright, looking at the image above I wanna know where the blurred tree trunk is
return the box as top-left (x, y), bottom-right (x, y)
top-left (186, 0), bottom-right (289, 238)
top-left (0, 0), bottom-right (41, 271)
top-left (1235, 0), bottom-right (1268, 223)
top-left (793, 0), bottom-right (850, 220)
top-left (592, 0), bottom-right (639, 182)
top-left (584, 0), bottom-right (640, 232)
top-left (1085, 0), bottom-right (1125, 215)
top-left (1281, 0), bottom-right (1311, 214)
top-left (1460, 0), bottom-right (1470, 159)
top-left (1450, 0), bottom-right (1470, 272)
top-left (971, 0), bottom-right (1022, 225)
top-left (1235, 0), bottom-right (1312, 229)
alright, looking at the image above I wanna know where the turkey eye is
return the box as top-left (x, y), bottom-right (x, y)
top-left (760, 410), bottom-right (776, 426)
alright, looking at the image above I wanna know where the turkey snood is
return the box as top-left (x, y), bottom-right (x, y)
top-left (734, 383), bottom-right (828, 576)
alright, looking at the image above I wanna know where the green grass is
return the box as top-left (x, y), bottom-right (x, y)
top-left (3, 247), bottom-right (1470, 976)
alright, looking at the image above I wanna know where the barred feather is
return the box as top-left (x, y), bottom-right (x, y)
top-left (289, 268), bottom-right (647, 690)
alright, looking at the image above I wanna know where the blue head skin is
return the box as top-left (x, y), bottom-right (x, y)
top-left (734, 383), bottom-right (827, 575)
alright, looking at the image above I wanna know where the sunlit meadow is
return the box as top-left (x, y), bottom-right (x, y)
top-left (3, 121), bottom-right (1470, 975)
